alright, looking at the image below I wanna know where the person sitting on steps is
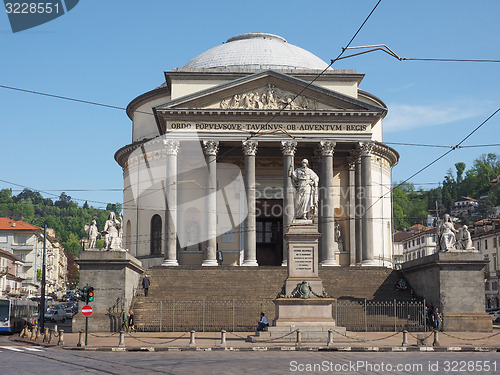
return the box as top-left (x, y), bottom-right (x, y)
top-left (257, 312), bottom-right (269, 331)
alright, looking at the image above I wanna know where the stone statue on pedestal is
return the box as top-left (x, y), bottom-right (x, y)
top-left (438, 214), bottom-right (458, 251)
top-left (457, 225), bottom-right (475, 250)
top-left (87, 220), bottom-right (99, 249)
top-left (103, 212), bottom-right (123, 251)
top-left (289, 159), bottom-right (319, 220)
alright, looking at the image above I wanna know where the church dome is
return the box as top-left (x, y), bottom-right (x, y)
top-left (183, 32), bottom-right (331, 71)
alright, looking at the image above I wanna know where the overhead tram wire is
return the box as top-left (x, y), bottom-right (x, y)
top-left (336, 44), bottom-right (500, 64)
top-left (249, 0), bottom-right (383, 141)
top-left (1, 1), bottom-right (384, 209)
top-left (0, 0), bottom-right (384, 135)
top-left (0, 84), bottom-right (154, 116)
top-left (129, 0), bottom-right (385, 192)
top-left (364, 106), bottom-right (500, 215)
top-left (0, 178), bottom-right (116, 208)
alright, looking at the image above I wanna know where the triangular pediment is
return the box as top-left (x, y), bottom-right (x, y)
top-left (154, 70), bottom-right (385, 113)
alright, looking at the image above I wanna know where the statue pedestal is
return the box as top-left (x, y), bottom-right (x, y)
top-left (273, 298), bottom-right (336, 327)
top-left (402, 251), bottom-right (491, 332)
top-left (283, 222), bottom-right (325, 295)
top-left (253, 222), bottom-right (339, 343)
top-left (73, 250), bottom-right (144, 332)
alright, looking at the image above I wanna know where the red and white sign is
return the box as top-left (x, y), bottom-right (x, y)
top-left (81, 305), bottom-right (93, 317)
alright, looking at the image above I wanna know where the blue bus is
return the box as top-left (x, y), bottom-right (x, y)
top-left (0, 298), bottom-right (39, 333)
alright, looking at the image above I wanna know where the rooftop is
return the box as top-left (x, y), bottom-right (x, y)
top-left (183, 32), bottom-right (332, 71)
top-left (0, 218), bottom-right (39, 231)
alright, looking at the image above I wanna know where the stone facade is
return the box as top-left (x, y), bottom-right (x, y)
top-left (402, 251), bottom-right (491, 332)
top-left (0, 218), bottom-right (67, 297)
top-left (114, 33), bottom-right (398, 270)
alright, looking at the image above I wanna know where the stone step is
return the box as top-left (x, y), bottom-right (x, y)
top-left (130, 266), bottom-right (416, 331)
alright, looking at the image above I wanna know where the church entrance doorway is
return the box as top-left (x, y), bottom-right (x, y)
top-left (256, 218), bottom-right (282, 266)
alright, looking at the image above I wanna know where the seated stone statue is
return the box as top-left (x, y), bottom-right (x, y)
top-left (438, 214), bottom-right (457, 251)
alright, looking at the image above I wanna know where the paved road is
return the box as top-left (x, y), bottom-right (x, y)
top-left (0, 342), bottom-right (498, 375)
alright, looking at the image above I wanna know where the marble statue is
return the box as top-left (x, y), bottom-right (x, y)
top-left (457, 225), bottom-right (474, 250)
top-left (103, 212), bottom-right (122, 251)
top-left (438, 214), bottom-right (458, 251)
top-left (289, 159), bottom-right (319, 220)
top-left (335, 221), bottom-right (344, 252)
top-left (88, 220), bottom-right (99, 249)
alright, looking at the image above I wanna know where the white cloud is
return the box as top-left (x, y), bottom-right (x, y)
top-left (384, 101), bottom-right (488, 132)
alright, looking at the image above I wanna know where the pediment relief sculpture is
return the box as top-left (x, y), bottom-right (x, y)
top-left (219, 84), bottom-right (319, 111)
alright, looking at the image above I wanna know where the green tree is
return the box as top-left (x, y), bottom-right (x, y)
top-left (63, 232), bottom-right (82, 258)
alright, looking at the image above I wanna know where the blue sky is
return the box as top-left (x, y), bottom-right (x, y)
top-left (1, 0), bottom-right (499, 208)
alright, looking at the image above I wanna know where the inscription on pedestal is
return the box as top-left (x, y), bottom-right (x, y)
top-left (294, 247), bottom-right (314, 271)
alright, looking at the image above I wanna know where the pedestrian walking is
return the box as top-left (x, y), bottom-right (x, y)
top-left (142, 274), bottom-right (150, 297)
top-left (128, 310), bottom-right (135, 332)
top-left (433, 307), bottom-right (442, 330)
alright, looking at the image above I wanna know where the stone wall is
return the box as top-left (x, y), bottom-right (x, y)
top-left (73, 250), bottom-right (143, 332)
top-left (402, 251), bottom-right (492, 332)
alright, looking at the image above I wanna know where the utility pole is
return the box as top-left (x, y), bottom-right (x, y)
top-left (39, 224), bottom-right (47, 331)
top-left (429, 200), bottom-right (441, 226)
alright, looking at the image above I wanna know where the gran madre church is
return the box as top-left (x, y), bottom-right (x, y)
top-left (115, 33), bottom-right (399, 269)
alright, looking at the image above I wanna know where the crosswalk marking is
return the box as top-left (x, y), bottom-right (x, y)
top-left (1, 346), bottom-right (44, 352)
top-left (3, 347), bottom-right (23, 351)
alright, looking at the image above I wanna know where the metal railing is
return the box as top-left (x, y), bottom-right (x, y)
top-left (135, 299), bottom-right (425, 332)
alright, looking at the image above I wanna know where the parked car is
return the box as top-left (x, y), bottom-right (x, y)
top-left (44, 308), bottom-right (66, 323)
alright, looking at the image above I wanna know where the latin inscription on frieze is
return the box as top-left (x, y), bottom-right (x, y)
top-left (166, 121), bottom-right (369, 134)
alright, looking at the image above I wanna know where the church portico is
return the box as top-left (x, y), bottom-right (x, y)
top-left (115, 32), bottom-right (398, 270)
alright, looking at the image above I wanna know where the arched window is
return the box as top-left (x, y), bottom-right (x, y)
top-left (150, 215), bottom-right (162, 255)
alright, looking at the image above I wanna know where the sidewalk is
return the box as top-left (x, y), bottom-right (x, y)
top-left (12, 327), bottom-right (500, 352)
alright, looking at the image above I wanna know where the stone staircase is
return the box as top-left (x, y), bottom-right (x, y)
top-left (130, 266), bottom-right (416, 331)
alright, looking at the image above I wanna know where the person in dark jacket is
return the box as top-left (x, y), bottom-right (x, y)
top-left (142, 275), bottom-right (150, 297)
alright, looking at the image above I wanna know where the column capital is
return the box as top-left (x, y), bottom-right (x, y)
top-left (281, 140), bottom-right (297, 156)
top-left (319, 141), bottom-right (336, 156)
top-left (242, 140), bottom-right (258, 156)
top-left (163, 139), bottom-right (180, 155)
top-left (360, 141), bottom-right (375, 157)
top-left (202, 140), bottom-right (219, 156)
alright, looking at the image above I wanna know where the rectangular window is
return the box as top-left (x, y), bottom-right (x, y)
top-left (492, 281), bottom-right (498, 291)
top-left (0, 234), bottom-right (7, 243)
top-left (412, 240), bottom-right (415, 246)
top-left (494, 237), bottom-right (497, 248)
top-left (15, 235), bottom-right (27, 245)
top-left (485, 239), bottom-right (488, 250)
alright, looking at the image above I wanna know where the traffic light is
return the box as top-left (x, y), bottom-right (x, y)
top-left (87, 287), bottom-right (94, 303)
top-left (78, 286), bottom-right (88, 302)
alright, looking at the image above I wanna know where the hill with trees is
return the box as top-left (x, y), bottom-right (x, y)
top-left (0, 188), bottom-right (121, 286)
top-left (393, 153), bottom-right (500, 231)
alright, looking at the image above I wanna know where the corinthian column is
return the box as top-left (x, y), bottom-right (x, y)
top-left (202, 140), bottom-right (219, 266)
top-left (347, 151), bottom-right (358, 266)
top-left (319, 141), bottom-right (339, 266)
top-left (360, 141), bottom-right (377, 266)
top-left (281, 140), bottom-right (297, 266)
top-left (242, 140), bottom-right (258, 266)
top-left (162, 139), bottom-right (179, 266)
